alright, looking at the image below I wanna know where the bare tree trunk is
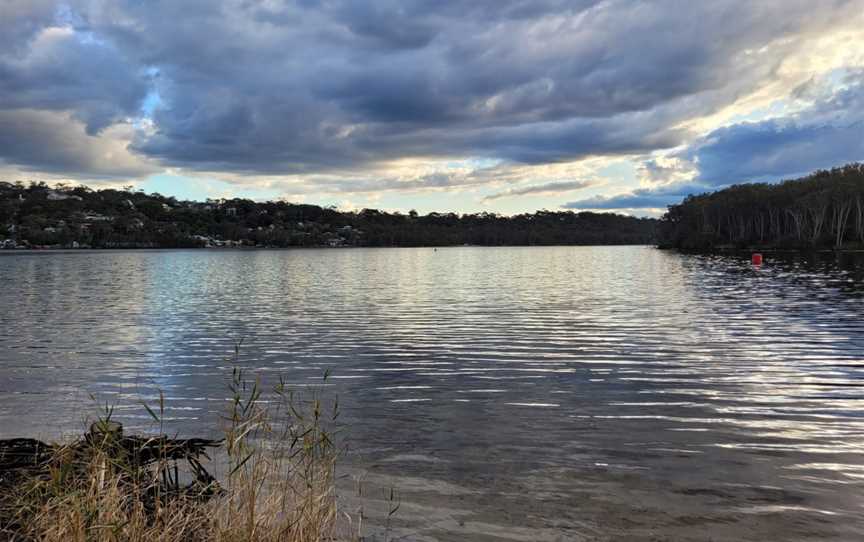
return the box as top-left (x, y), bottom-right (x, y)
top-left (768, 207), bottom-right (780, 240)
top-left (856, 196), bottom-right (864, 244)
top-left (754, 213), bottom-right (766, 243)
top-left (807, 203), bottom-right (827, 243)
top-left (786, 208), bottom-right (805, 242)
top-left (736, 214), bottom-right (747, 241)
top-left (833, 199), bottom-right (853, 248)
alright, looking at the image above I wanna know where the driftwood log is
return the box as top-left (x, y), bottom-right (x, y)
top-left (0, 422), bottom-right (223, 530)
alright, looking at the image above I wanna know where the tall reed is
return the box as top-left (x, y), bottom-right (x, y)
top-left (0, 347), bottom-right (354, 542)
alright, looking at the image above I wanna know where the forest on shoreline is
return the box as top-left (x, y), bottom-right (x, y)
top-left (657, 163), bottom-right (864, 251)
top-left (0, 182), bottom-right (656, 249)
top-left (6, 162), bottom-right (862, 252)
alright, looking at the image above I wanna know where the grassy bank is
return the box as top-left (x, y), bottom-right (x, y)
top-left (0, 363), bottom-right (357, 541)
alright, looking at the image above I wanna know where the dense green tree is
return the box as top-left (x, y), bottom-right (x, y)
top-left (0, 181), bottom-right (656, 248)
top-left (657, 163), bottom-right (864, 250)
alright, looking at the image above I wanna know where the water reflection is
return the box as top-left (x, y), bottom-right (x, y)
top-left (1, 247), bottom-right (864, 540)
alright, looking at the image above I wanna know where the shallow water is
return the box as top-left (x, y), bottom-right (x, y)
top-left (2, 246), bottom-right (864, 540)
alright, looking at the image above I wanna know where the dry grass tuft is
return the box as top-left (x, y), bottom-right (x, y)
top-left (0, 351), bottom-right (356, 542)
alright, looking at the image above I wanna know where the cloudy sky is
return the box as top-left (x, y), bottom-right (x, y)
top-left (1, 1), bottom-right (863, 215)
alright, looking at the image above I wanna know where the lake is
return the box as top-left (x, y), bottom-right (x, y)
top-left (2, 246), bottom-right (864, 540)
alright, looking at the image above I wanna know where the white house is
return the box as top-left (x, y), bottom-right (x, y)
top-left (46, 190), bottom-right (83, 201)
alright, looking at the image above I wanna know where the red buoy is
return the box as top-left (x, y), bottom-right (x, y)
top-left (751, 253), bottom-right (763, 265)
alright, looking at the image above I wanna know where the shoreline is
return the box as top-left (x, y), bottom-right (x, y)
top-left (658, 245), bottom-right (864, 254)
top-left (7, 244), bottom-right (863, 254)
top-left (0, 243), bottom-right (656, 253)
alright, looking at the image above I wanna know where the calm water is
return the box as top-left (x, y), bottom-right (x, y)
top-left (2, 246), bottom-right (864, 541)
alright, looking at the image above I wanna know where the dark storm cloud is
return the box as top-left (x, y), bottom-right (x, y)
top-left (0, 28), bottom-right (149, 134)
top-left (689, 72), bottom-right (864, 186)
top-left (565, 72), bottom-right (864, 212)
top-left (693, 120), bottom-right (864, 186)
top-left (0, 110), bottom-right (155, 178)
top-left (562, 183), bottom-right (708, 211)
top-left (0, 0), bottom-right (57, 52)
top-left (0, 0), bottom-right (861, 180)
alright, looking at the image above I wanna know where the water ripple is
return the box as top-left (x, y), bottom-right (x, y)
top-left (2, 246), bottom-right (864, 539)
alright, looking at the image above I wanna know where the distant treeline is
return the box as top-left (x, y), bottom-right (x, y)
top-left (0, 181), bottom-right (656, 248)
top-left (657, 163), bottom-right (864, 250)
